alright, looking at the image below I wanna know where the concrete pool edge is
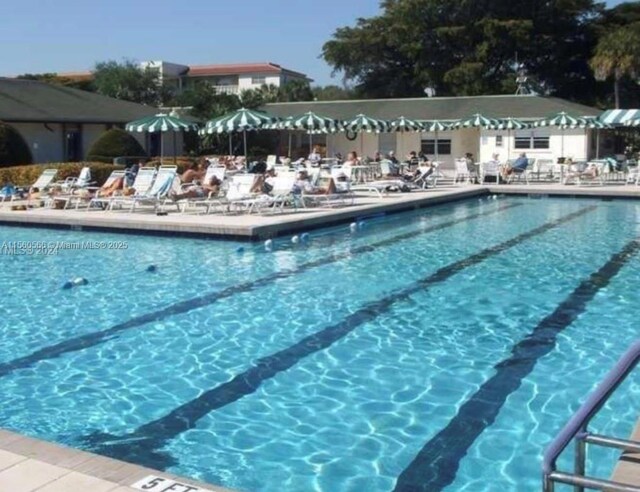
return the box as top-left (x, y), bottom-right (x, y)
top-left (0, 184), bottom-right (639, 241)
top-left (0, 428), bottom-right (234, 491)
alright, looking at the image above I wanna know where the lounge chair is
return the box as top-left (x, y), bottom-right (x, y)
top-left (123, 166), bottom-right (178, 212)
top-left (91, 167), bottom-right (156, 210)
top-left (176, 166), bottom-right (227, 213)
top-left (414, 164), bottom-right (439, 189)
top-left (205, 174), bottom-right (258, 214)
top-left (247, 175), bottom-right (299, 214)
top-left (62, 170), bottom-right (126, 210)
top-left (563, 162), bottom-right (605, 186)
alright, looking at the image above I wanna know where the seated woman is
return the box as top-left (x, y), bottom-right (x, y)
top-left (564, 162), bottom-right (599, 183)
top-left (250, 168), bottom-right (277, 194)
top-left (171, 175), bottom-right (222, 201)
top-left (293, 170), bottom-right (337, 195)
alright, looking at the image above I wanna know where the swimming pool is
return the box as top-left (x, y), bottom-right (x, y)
top-left (1, 196), bottom-right (639, 491)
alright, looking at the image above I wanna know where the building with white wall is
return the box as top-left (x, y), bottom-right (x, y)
top-left (58, 61), bottom-right (311, 96)
top-left (265, 95), bottom-right (603, 169)
top-left (0, 78), bottom-right (172, 164)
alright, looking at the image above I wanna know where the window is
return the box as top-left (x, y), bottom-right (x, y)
top-left (514, 135), bottom-right (550, 149)
top-left (251, 76), bottom-right (266, 85)
top-left (421, 139), bottom-right (451, 156)
top-left (496, 135), bottom-right (503, 147)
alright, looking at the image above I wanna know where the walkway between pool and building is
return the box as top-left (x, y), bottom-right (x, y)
top-left (0, 429), bottom-right (232, 492)
top-left (0, 183), bottom-right (640, 240)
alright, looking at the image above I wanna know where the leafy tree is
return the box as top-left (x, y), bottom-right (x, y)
top-left (173, 82), bottom-right (241, 120)
top-left (87, 128), bottom-right (146, 163)
top-left (590, 23), bottom-right (640, 108)
top-left (92, 60), bottom-right (170, 106)
top-left (322, 0), bottom-right (603, 102)
top-left (0, 123), bottom-right (32, 167)
top-left (312, 85), bottom-right (354, 101)
top-left (278, 80), bottom-right (314, 102)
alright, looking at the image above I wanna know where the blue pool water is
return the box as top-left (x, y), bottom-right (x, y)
top-left (0, 196), bottom-right (639, 491)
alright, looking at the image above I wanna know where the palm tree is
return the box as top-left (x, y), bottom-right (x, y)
top-left (590, 24), bottom-right (640, 108)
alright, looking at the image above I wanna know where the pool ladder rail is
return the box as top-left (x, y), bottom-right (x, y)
top-left (543, 340), bottom-right (640, 492)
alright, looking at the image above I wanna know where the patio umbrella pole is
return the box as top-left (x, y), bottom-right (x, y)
top-left (596, 129), bottom-right (600, 159)
top-left (243, 131), bottom-right (248, 163)
top-left (288, 132), bottom-right (292, 157)
top-left (173, 132), bottom-right (177, 165)
top-left (435, 129), bottom-right (439, 162)
top-left (309, 132), bottom-right (312, 155)
top-left (160, 132), bottom-right (164, 165)
top-left (228, 134), bottom-right (232, 155)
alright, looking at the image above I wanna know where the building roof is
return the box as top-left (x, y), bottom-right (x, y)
top-left (56, 62), bottom-right (310, 81)
top-left (0, 78), bottom-right (157, 124)
top-left (187, 62), bottom-right (309, 80)
top-left (264, 95), bottom-right (601, 120)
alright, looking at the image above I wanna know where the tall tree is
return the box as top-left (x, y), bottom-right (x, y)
top-left (322, 0), bottom-right (602, 102)
top-left (92, 60), bottom-right (169, 106)
top-left (590, 23), bottom-right (640, 108)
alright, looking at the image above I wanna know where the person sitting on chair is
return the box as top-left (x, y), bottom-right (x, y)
top-left (502, 152), bottom-right (529, 178)
top-left (308, 146), bottom-right (322, 166)
top-left (181, 160), bottom-right (207, 184)
top-left (171, 174), bottom-right (222, 201)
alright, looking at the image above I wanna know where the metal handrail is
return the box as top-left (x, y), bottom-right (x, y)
top-left (543, 340), bottom-right (640, 492)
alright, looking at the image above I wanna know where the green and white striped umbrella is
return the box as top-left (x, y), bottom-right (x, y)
top-left (625, 118), bottom-right (640, 127)
top-left (534, 112), bottom-right (582, 159)
top-left (204, 107), bottom-right (274, 134)
top-left (455, 113), bottom-right (500, 129)
top-left (287, 112), bottom-right (342, 154)
top-left (289, 111), bottom-right (342, 132)
top-left (343, 114), bottom-right (389, 133)
top-left (203, 108), bottom-right (275, 160)
top-left (534, 111), bottom-right (581, 128)
top-left (496, 118), bottom-right (529, 160)
top-left (497, 117), bottom-right (529, 130)
top-left (423, 120), bottom-right (451, 132)
top-left (125, 113), bottom-right (199, 133)
top-left (125, 113), bottom-right (198, 164)
top-left (389, 116), bottom-right (424, 132)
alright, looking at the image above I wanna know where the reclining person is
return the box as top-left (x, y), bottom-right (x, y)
top-left (502, 152), bottom-right (529, 178)
top-left (171, 175), bottom-right (222, 201)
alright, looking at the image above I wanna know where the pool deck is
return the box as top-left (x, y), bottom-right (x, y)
top-left (0, 429), bottom-right (231, 492)
top-left (1, 183), bottom-right (639, 241)
top-left (610, 419), bottom-right (640, 487)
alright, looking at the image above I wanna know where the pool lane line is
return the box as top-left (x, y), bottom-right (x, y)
top-left (393, 238), bottom-right (640, 492)
top-left (79, 206), bottom-right (595, 470)
top-left (0, 202), bottom-right (522, 380)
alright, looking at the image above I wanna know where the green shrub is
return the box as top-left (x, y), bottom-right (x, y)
top-left (0, 162), bottom-right (124, 187)
top-left (0, 123), bottom-right (33, 167)
top-left (87, 128), bottom-right (146, 163)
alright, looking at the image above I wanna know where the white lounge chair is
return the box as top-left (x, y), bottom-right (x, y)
top-left (247, 175), bottom-right (299, 214)
top-left (125, 166), bottom-right (178, 212)
top-left (92, 167), bottom-right (156, 210)
top-left (206, 174), bottom-right (257, 214)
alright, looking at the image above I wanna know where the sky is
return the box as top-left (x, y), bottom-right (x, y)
top-left (0, 0), bottom-right (629, 86)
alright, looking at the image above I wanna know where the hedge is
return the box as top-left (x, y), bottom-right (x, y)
top-left (87, 128), bottom-right (146, 163)
top-left (0, 163), bottom-right (125, 187)
top-left (0, 123), bottom-right (33, 167)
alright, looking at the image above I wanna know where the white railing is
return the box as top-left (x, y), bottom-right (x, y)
top-left (212, 85), bottom-right (240, 95)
